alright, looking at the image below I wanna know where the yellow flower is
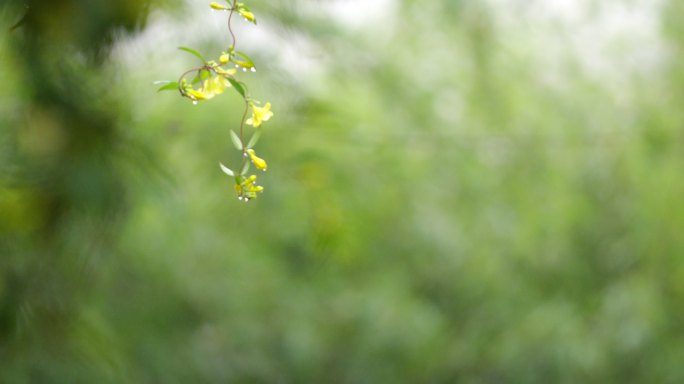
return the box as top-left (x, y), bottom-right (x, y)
top-left (219, 53), bottom-right (230, 64)
top-left (186, 88), bottom-right (211, 101)
top-left (236, 3), bottom-right (256, 24)
top-left (210, 2), bottom-right (229, 11)
top-left (204, 76), bottom-right (229, 96)
top-left (184, 75), bottom-right (232, 102)
top-left (215, 66), bottom-right (237, 76)
top-left (246, 149), bottom-right (267, 171)
top-left (235, 174), bottom-right (264, 201)
top-left (240, 10), bottom-right (256, 23)
top-left (245, 102), bottom-right (273, 128)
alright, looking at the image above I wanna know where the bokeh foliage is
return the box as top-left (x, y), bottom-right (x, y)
top-left (2, 0), bottom-right (684, 382)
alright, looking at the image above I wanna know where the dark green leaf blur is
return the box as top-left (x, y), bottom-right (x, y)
top-left (2, 0), bottom-right (684, 382)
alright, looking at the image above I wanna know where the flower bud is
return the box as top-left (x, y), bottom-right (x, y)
top-left (239, 9), bottom-right (256, 24)
top-left (246, 149), bottom-right (268, 171)
top-left (236, 3), bottom-right (257, 24)
top-left (210, 2), bottom-right (228, 11)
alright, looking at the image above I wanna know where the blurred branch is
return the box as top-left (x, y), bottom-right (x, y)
top-left (8, 5), bottom-right (28, 32)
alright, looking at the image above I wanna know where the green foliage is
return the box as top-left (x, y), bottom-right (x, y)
top-left (227, 77), bottom-right (246, 97)
top-left (3, 0), bottom-right (684, 383)
top-left (156, 81), bottom-right (179, 92)
top-left (178, 46), bottom-right (207, 63)
top-left (230, 129), bottom-right (243, 150)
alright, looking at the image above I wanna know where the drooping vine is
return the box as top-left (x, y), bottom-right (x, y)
top-left (158, 1), bottom-right (273, 202)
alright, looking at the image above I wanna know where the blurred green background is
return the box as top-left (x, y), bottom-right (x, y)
top-left (2, 0), bottom-right (684, 382)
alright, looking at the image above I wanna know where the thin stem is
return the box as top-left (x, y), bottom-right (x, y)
top-left (177, 65), bottom-right (211, 94)
top-left (228, 0), bottom-right (249, 174)
top-left (238, 98), bottom-right (250, 171)
top-left (228, 0), bottom-right (238, 49)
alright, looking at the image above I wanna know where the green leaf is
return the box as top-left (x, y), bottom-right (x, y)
top-left (156, 81), bottom-right (179, 92)
top-left (199, 69), bottom-right (211, 81)
top-left (178, 47), bottom-right (207, 63)
top-left (230, 130), bottom-right (243, 150)
top-left (246, 130), bottom-right (261, 149)
top-left (240, 161), bottom-right (251, 175)
top-left (219, 163), bottom-right (234, 176)
top-left (227, 78), bottom-right (246, 97)
top-left (191, 72), bottom-right (201, 85)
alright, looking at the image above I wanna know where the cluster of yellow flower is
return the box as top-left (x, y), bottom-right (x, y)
top-left (234, 175), bottom-right (263, 201)
top-left (181, 74), bottom-right (232, 102)
top-left (160, 1), bottom-right (273, 201)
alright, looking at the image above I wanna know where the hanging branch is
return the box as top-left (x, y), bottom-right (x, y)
top-left (158, 1), bottom-right (273, 202)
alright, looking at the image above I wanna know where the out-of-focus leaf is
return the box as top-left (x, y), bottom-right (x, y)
top-left (246, 130), bottom-right (261, 149)
top-left (230, 130), bottom-right (243, 150)
top-left (191, 73), bottom-right (202, 85)
top-left (219, 163), bottom-right (234, 176)
top-left (227, 78), bottom-right (246, 97)
top-left (9, 7), bottom-right (29, 32)
top-left (156, 81), bottom-right (179, 92)
top-left (178, 46), bottom-right (207, 63)
top-left (239, 160), bottom-right (251, 175)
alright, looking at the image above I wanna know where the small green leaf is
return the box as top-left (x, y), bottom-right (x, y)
top-left (199, 69), bottom-right (211, 81)
top-left (246, 130), bottom-right (261, 149)
top-left (156, 81), bottom-right (179, 92)
top-left (219, 163), bottom-right (234, 176)
top-left (178, 47), bottom-right (207, 63)
top-left (191, 72), bottom-right (201, 84)
top-left (240, 161), bottom-right (251, 175)
top-left (227, 78), bottom-right (246, 97)
top-left (230, 130), bottom-right (243, 150)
